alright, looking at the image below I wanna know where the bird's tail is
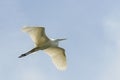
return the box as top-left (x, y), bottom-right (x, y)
top-left (18, 47), bottom-right (40, 58)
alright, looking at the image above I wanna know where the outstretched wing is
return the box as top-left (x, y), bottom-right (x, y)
top-left (22, 26), bottom-right (50, 47)
top-left (44, 47), bottom-right (67, 70)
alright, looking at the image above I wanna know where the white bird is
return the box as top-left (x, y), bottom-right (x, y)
top-left (19, 26), bottom-right (67, 70)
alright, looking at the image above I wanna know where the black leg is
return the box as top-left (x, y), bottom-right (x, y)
top-left (18, 47), bottom-right (40, 58)
top-left (18, 54), bottom-right (27, 58)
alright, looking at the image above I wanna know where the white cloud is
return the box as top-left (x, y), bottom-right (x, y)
top-left (10, 64), bottom-right (45, 80)
top-left (101, 9), bottom-right (120, 80)
top-left (103, 12), bottom-right (120, 41)
top-left (20, 69), bottom-right (45, 80)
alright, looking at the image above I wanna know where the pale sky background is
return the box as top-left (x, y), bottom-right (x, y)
top-left (0, 0), bottom-right (120, 80)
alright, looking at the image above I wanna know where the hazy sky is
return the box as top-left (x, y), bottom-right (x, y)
top-left (0, 0), bottom-right (120, 80)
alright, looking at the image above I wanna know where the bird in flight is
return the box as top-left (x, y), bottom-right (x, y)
top-left (18, 26), bottom-right (67, 70)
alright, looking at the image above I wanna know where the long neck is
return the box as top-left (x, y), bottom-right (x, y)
top-left (50, 39), bottom-right (59, 47)
top-left (50, 38), bottom-right (66, 47)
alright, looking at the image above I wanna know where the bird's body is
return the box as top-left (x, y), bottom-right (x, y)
top-left (19, 26), bottom-right (67, 70)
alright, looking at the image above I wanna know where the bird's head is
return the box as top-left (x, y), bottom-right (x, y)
top-left (50, 38), bottom-right (66, 47)
top-left (55, 38), bottom-right (66, 42)
top-left (50, 38), bottom-right (66, 42)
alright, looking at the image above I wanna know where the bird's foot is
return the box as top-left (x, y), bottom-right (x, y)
top-left (18, 54), bottom-right (27, 58)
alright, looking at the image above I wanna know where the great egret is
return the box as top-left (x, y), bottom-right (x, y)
top-left (19, 27), bottom-right (67, 70)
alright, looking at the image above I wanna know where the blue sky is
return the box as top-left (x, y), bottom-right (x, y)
top-left (0, 0), bottom-right (120, 80)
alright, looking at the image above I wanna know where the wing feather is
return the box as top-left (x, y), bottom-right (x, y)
top-left (44, 47), bottom-right (67, 70)
top-left (22, 26), bottom-right (49, 47)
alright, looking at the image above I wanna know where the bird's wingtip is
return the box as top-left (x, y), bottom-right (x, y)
top-left (56, 65), bottom-right (67, 71)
